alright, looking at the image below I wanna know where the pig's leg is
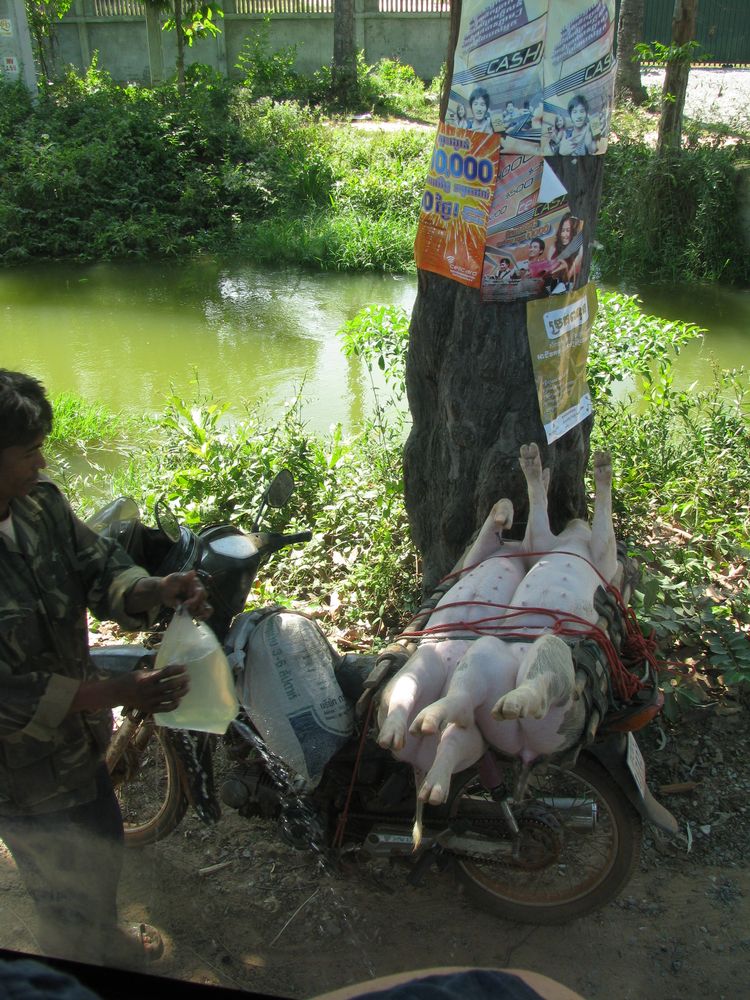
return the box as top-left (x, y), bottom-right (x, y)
top-left (590, 451), bottom-right (618, 582)
top-left (417, 721), bottom-right (486, 806)
top-left (409, 636), bottom-right (512, 735)
top-left (455, 498), bottom-right (515, 571)
top-left (519, 443), bottom-right (554, 554)
top-left (491, 635), bottom-right (576, 720)
top-left (377, 644), bottom-right (452, 752)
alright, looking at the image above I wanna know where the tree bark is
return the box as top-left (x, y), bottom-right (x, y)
top-left (174, 0), bottom-right (185, 94)
top-left (332, 0), bottom-right (357, 102)
top-left (657, 0), bottom-right (698, 154)
top-left (403, 1), bottom-right (606, 594)
top-left (615, 0), bottom-right (647, 105)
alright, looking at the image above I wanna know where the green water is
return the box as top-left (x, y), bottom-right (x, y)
top-left (1, 260), bottom-right (747, 430)
top-left (0, 259), bottom-right (415, 431)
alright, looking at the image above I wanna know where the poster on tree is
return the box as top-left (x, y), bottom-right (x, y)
top-left (414, 123), bottom-right (500, 287)
top-left (539, 0), bottom-right (616, 156)
top-left (526, 282), bottom-right (596, 443)
top-left (446, 0), bottom-right (547, 154)
top-left (480, 156), bottom-right (583, 302)
top-left (444, 0), bottom-right (615, 157)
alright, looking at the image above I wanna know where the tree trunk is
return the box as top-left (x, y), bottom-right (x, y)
top-left (657, 0), bottom-right (698, 154)
top-left (332, 0), bottom-right (357, 102)
top-left (615, 0), bottom-right (646, 105)
top-left (174, 0), bottom-right (185, 94)
top-left (403, 1), bottom-right (606, 594)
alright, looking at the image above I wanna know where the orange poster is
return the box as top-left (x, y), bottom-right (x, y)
top-left (414, 123), bottom-right (500, 287)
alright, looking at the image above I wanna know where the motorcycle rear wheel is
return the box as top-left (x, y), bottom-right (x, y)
top-left (450, 754), bottom-right (642, 924)
top-left (110, 715), bottom-right (189, 848)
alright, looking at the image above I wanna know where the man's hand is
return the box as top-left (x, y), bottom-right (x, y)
top-left (159, 570), bottom-right (212, 620)
top-left (115, 663), bottom-right (191, 714)
top-left (69, 664), bottom-right (190, 716)
top-left (125, 570), bottom-right (213, 620)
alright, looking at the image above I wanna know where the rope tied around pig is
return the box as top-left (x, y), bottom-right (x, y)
top-left (393, 548), bottom-right (659, 704)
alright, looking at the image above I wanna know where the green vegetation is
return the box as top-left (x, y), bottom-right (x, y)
top-left (49, 292), bottom-right (750, 707)
top-left (597, 103), bottom-right (749, 285)
top-left (3, 44), bottom-right (749, 284)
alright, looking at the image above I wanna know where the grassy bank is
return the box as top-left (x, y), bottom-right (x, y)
top-left (51, 293), bottom-right (750, 712)
top-left (2, 58), bottom-right (749, 284)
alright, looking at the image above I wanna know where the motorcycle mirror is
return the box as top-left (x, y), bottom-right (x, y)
top-left (154, 499), bottom-right (182, 544)
top-left (265, 469), bottom-right (295, 509)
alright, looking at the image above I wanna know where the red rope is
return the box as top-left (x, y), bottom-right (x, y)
top-left (332, 695), bottom-right (375, 850)
top-left (398, 550), bottom-right (658, 702)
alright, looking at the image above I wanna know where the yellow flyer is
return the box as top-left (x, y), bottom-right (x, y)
top-left (526, 283), bottom-right (596, 443)
top-left (414, 123), bottom-right (500, 287)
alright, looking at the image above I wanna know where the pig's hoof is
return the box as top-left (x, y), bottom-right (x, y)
top-left (520, 443), bottom-right (542, 479)
top-left (411, 698), bottom-right (471, 735)
top-left (492, 686), bottom-right (547, 721)
top-left (418, 773), bottom-right (449, 806)
top-left (492, 498), bottom-right (514, 534)
top-left (377, 712), bottom-right (408, 751)
top-left (593, 451), bottom-right (612, 484)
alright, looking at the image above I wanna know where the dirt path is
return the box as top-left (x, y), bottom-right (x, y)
top-left (1, 706), bottom-right (748, 1000)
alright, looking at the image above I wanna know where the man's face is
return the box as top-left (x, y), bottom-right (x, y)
top-left (528, 241), bottom-right (542, 260)
top-left (471, 96), bottom-right (488, 121)
top-left (571, 102), bottom-right (588, 129)
top-left (0, 434), bottom-right (47, 513)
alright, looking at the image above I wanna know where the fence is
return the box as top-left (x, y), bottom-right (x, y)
top-left (56, 1), bottom-right (750, 88)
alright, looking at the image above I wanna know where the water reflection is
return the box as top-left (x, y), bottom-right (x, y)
top-left (1, 260), bottom-right (746, 433)
top-left (0, 260), bottom-right (417, 431)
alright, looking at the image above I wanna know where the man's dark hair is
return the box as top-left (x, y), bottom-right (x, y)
top-left (0, 370), bottom-right (53, 450)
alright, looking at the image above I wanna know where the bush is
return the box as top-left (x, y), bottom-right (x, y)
top-left (597, 108), bottom-right (748, 284)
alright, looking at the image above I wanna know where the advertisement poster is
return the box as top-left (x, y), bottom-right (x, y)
top-left (447, 0), bottom-right (547, 155)
top-left (540, 0), bottom-right (616, 156)
top-left (414, 123), bottom-right (500, 287)
top-left (445, 0), bottom-right (615, 157)
top-left (481, 156), bottom-right (583, 302)
top-left (526, 283), bottom-right (596, 443)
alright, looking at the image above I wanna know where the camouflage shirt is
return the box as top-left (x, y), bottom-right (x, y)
top-left (0, 480), bottom-right (152, 816)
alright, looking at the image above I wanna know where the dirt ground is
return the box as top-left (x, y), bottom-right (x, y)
top-left (1, 703), bottom-right (748, 1000)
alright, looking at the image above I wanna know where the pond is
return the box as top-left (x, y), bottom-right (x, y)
top-left (1, 259), bottom-right (746, 432)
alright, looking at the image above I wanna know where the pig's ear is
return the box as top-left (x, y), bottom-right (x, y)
top-left (542, 467), bottom-right (550, 494)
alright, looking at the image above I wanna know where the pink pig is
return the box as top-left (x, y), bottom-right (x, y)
top-left (377, 443), bottom-right (618, 816)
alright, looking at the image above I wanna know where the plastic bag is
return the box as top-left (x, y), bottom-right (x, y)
top-left (153, 607), bottom-right (239, 734)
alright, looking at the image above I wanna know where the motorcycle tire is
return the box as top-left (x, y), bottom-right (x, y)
top-left (110, 714), bottom-right (189, 848)
top-left (449, 753), bottom-right (642, 924)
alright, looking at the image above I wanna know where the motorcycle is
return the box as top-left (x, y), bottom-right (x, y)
top-left (89, 471), bottom-right (677, 925)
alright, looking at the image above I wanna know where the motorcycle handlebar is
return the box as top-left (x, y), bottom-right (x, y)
top-left (272, 530), bottom-right (313, 549)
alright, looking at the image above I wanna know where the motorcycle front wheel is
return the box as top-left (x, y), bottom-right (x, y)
top-left (109, 713), bottom-right (189, 848)
top-left (450, 754), bottom-right (642, 924)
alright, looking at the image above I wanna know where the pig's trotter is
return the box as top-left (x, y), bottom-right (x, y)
top-left (491, 498), bottom-right (514, 535)
top-left (410, 695), bottom-right (474, 735)
top-left (491, 635), bottom-right (575, 720)
top-left (520, 442), bottom-right (543, 483)
top-left (418, 723), bottom-right (485, 805)
top-left (377, 708), bottom-right (409, 751)
top-left (593, 450), bottom-right (612, 488)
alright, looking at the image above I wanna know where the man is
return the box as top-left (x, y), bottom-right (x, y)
top-left (0, 369), bottom-right (210, 968)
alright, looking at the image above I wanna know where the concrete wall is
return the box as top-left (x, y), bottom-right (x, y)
top-left (1, 0), bottom-right (37, 90)
top-left (53, 1), bottom-right (451, 85)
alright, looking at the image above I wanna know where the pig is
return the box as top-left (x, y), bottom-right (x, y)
top-left (376, 443), bottom-right (618, 822)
